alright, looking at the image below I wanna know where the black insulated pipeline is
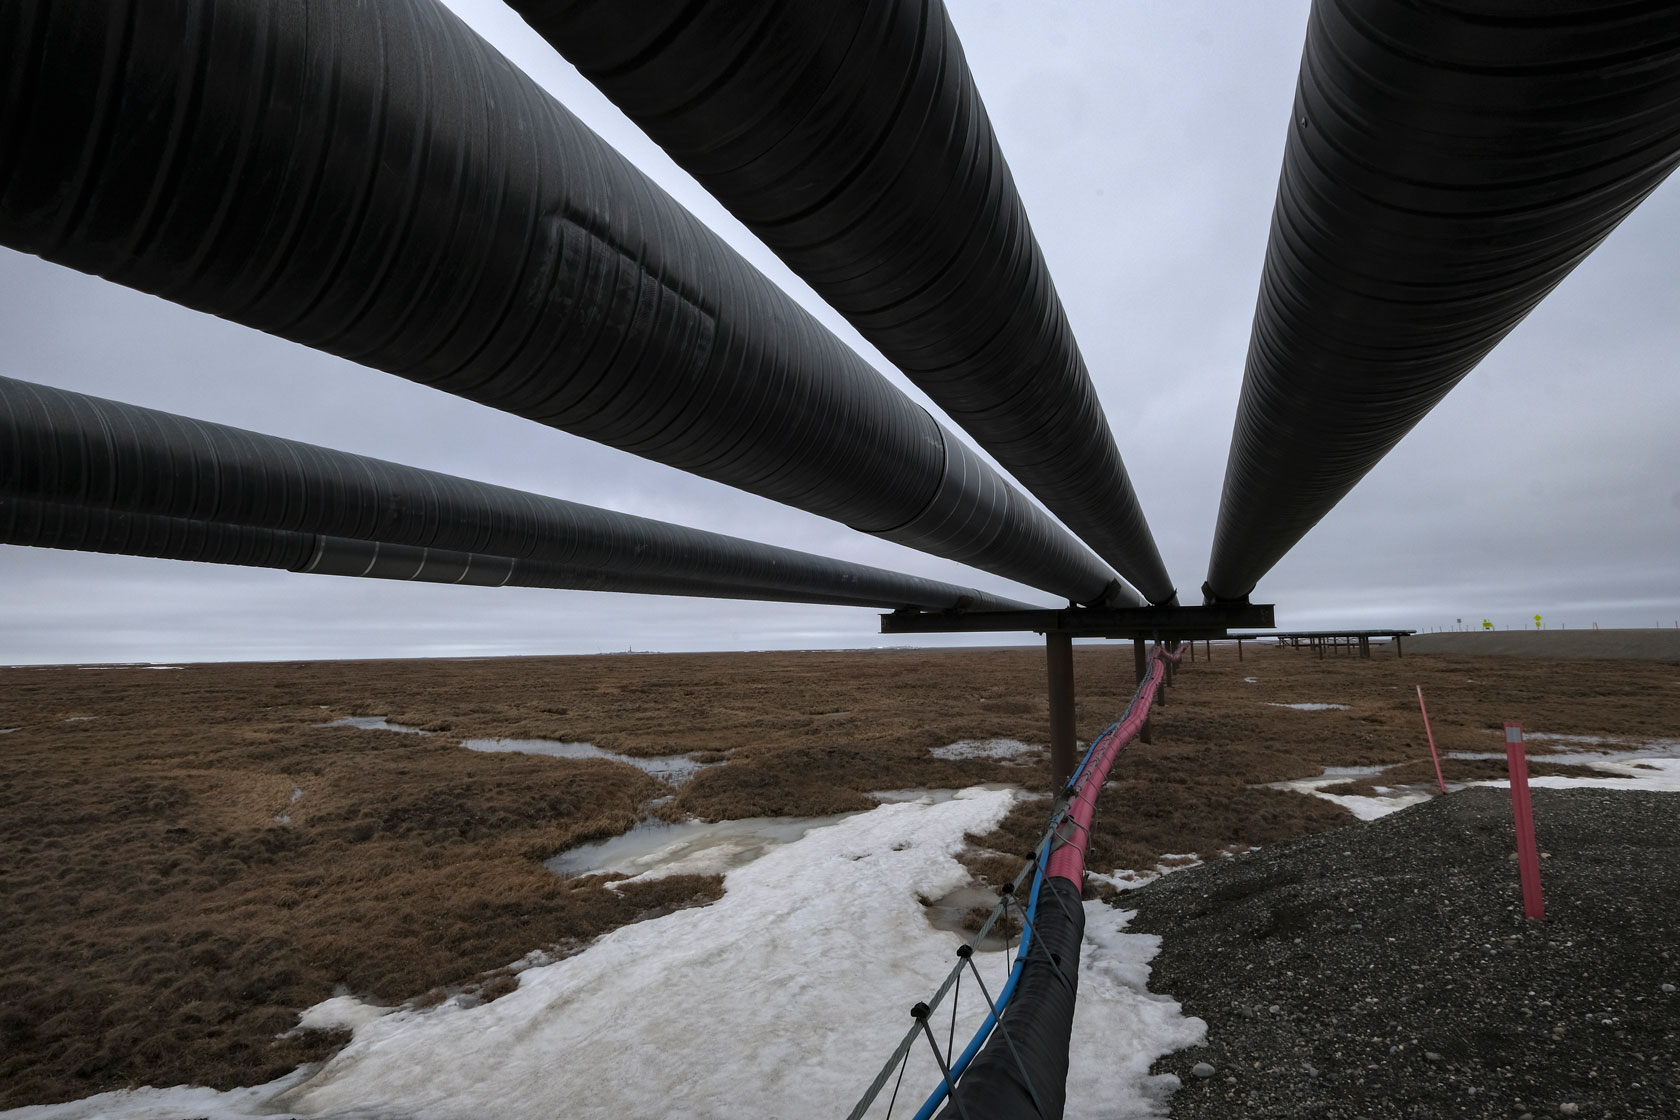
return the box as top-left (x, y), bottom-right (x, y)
top-left (0, 377), bottom-right (1034, 613)
top-left (933, 876), bottom-right (1085, 1120)
top-left (1206, 0), bottom-right (1680, 602)
top-left (508, 0), bottom-right (1176, 606)
top-left (0, 498), bottom-right (1007, 609)
top-left (0, 0), bottom-right (1127, 608)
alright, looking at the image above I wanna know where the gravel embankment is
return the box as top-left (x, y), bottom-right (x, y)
top-left (1121, 788), bottom-right (1680, 1119)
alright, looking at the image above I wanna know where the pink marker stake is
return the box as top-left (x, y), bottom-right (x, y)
top-left (1416, 686), bottom-right (1447, 794)
top-left (1504, 722), bottom-right (1545, 920)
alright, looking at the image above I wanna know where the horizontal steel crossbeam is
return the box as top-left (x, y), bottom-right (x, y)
top-left (881, 603), bottom-right (1274, 638)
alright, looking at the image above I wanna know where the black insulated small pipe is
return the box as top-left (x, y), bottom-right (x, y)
top-left (0, 0), bottom-right (1125, 607)
top-left (933, 876), bottom-right (1084, 1120)
top-left (1206, 0), bottom-right (1680, 601)
top-left (510, 0), bottom-right (1175, 605)
top-left (0, 497), bottom-right (1027, 610)
top-left (0, 378), bottom-right (1035, 613)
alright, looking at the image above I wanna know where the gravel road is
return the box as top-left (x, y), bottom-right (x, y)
top-left (1120, 788), bottom-right (1680, 1119)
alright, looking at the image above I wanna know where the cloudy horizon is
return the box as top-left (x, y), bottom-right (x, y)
top-left (3, 0), bottom-right (1677, 666)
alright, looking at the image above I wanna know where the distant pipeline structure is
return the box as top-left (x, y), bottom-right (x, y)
top-left (1205, 0), bottom-right (1680, 602)
top-left (510, 0), bottom-right (1177, 604)
top-left (0, 0), bottom-right (1132, 608)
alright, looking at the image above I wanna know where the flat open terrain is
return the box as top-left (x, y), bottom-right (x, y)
top-left (1, 641), bottom-right (1676, 1108)
top-left (1402, 628), bottom-right (1680, 661)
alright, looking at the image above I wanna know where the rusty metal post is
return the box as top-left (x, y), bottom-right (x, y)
top-left (1046, 631), bottom-right (1076, 787)
top-left (1133, 638), bottom-right (1153, 744)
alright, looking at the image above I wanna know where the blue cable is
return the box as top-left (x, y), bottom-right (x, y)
top-left (908, 837), bottom-right (1050, 1120)
top-left (905, 654), bottom-right (1161, 1118)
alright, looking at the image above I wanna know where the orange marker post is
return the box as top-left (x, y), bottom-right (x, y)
top-left (1504, 722), bottom-right (1545, 920)
top-left (1416, 686), bottom-right (1447, 794)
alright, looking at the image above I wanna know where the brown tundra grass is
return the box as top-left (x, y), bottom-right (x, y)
top-left (1, 642), bottom-right (1674, 1106)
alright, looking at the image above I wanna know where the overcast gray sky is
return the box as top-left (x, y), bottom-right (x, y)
top-left (3, 0), bottom-right (1677, 665)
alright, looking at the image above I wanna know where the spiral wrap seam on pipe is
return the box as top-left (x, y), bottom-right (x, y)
top-left (0, 0), bottom-right (1125, 606)
top-left (510, 0), bottom-right (1174, 604)
top-left (1207, 0), bottom-right (1680, 601)
top-left (0, 376), bottom-right (1034, 612)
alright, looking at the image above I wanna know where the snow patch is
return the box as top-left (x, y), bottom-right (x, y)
top-left (1268, 767), bottom-right (1432, 821)
top-left (316, 716), bottom-right (430, 734)
top-left (1268, 702), bottom-right (1349, 711)
top-left (1453, 738), bottom-right (1680, 791)
top-left (0, 1069), bottom-right (317, 1120)
top-left (1477, 756), bottom-right (1680, 794)
top-left (293, 995), bottom-right (394, 1034)
top-left (1066, 902), bottom-right (1208, 1118)
top-left (930, 737), bottom-right (1041, 761)
top-left (462, 738), bottom-right (713, 785)
top-left (1087, 854), bottom-right (1204, 894)
top-left (11, 789), bottom-right (1206, 1120)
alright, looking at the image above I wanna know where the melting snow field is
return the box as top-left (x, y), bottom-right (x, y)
top-left (6, 788), bottom-right (1203, 1120)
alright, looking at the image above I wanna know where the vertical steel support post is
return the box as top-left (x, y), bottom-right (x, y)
top-left (1046, 631), bottom-right (1076, 787)
top-left (1133, 638), bottom-right (1153, 744)
top-left (1238, 638), bottom-right (1244, 661)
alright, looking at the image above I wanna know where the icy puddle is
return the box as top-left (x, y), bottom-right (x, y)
top-left (549, 788), bottom-right (1008, 881)
top-left (930, 737), bottom-right (1042, 762)
top-left (15, 787), bottom-right (1204, 1120)
top-left (317, 716), bottom-right (431, 734)
top-left (1268, 702), bottom-right (1350, 711)
top-left (546, 811), bottom-right (860, 881)
top-left (463, 738), bottom-right (714, 786)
